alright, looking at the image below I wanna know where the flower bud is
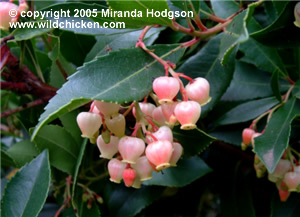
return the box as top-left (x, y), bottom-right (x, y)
top-left (161, 102), bottom-right (178, 125)
top-left (118, 136), bottom-right (145, 164)
top-left (93, 100), bottom-right (120, 117)
top-left (76, 112), bottom-right (102, 138)
top-left (146, 126), bottom-right (173, 144)
top-left (284, 172), bottom-right (300, 191)
top-left (272, 159), bottom-right (291, 179)
top-left (146, 140), bottom-right (173, 171)
top-left (174, 101), bottom-right (201, 130)
top-left (169, 142), bottom-right (183, 166)
top-left (0, 2), bottom-right (18, 30)
top-left (105, 114), bottom-right (126, 138)
top-left (153, 76), bottom-right (180, 104)
top-left (122, 168), bottom-right (136, 187)
top-left (242, 128), bottom-right (255, 145)
top-left (186, 77), bottom-right (211, 106)
top-left (152, 106), bottom-right (167, 125)
top-left (132, 176), bottom-right (142, 189)
top-left (97, 135), bottom-right (119, 159)
top-left (108, 158), bottom-right (126, 183)
top-left (131, 156), bottom-right (153, 181)
top-left (132, 102), bottom-right (156, 118)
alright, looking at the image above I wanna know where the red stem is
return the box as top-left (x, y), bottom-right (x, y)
top-left (54, 197), bottom-right (71, 217)
top-left (1, 98), bottom-right (45, 118)
top-left (145, 131), bottom-right (158, 142)
top-left (177, 73), bottom-right (194, 82)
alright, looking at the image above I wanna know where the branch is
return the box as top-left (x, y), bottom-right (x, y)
top-left (0, 98), bottom-right (45, 118)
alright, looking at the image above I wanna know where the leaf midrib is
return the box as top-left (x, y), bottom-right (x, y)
top-left (250, 39), bottom-right (285, 75)
top-left (270, 100), bottom-right (295, 150)
top-left (19, 154), bottom-right (50, 217)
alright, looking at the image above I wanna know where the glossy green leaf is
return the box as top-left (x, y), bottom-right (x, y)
top-left (33, 125), bottom-right (80, 174)
top-left (293, 80), bottom-right (300, 99)
top-left (251, 2), bottom-right (296, 46)
top-left (49, 55), bottom-right (76, 89)
top-left (222, 61), bottom-right (275, 101)
top-left (172, 126), bottom-right (215, 157)
top-left (271, 193), bottom-right (300, 217)
top-left (71, 138), bottom-right (88, 211)
top-left (210, 127), bottom-right (243, 146)
top-left (32, 45), bottom-right (185, 139)
top-left (13, 27), bottom-right (53, 41)
top-left (239, 38), bottom-right (288, 77)
top-left (6, 140), bottom-right (39, 167)
top-left (47, 34), bottom-right (60, 61)
top-left (1, 150), bottom-right (16, 167)
top-left (59, 110), bottom-right (82, 147)
top-left (41, 2), bottom-right (135, 35)
top-left (105, 184), bottom-right (163, 217)
top-left (59, 31), bottom-right (96, 66)
top-left (271, 70), bottom-right (283, 102)
top-left (178, 34), bottom-right (235, 116)
top-left (210, 0), bottom-right (239, 19)
top-left (1, 150), bottom-right (51, 217)
top-left (85, 27), bottom-right (163, 62)
top-left (219, 2), bottom-right (259, 64)
top-left (170, 0), bottom-right (212, 18)
top-left (216, 97), bottom-right (279, 126)
top-left (107, 0), bottom-right (172, 28)
top-left (254, 98), bottom-right (300, 173)
top-left (144, 156), bottom-right (212, 187)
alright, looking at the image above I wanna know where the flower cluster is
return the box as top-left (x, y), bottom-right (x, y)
top-left (241, 128), bottom-right (300, 201)
top-left (76, 74), bottom-right (210, 188)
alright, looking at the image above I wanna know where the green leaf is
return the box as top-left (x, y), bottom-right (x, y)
top-left (6, 140), bottom-right (39, 168)
top-left (85, 27), bottom-right (163, 62)
top-left (33, 125), bottom-right (80, 174)
top-left (222, 61), bottom-right (275, 101)
top-left (49, 55), bottom-right (76, 89)
top-left (251, 2), bottom-right (297, 47)
top-left (216, 97), bottom-right (279, 126)
top-left (271, 193), bottom-right (300, 217)
top-left (254, 98), bottom-right (300, 173)
top-left (105, 184), bottom-right (163, 217)
top-left (293, 80), bottom-right (300, 99)
top-left (59, 31), bottom-right (96, 66)
top-left (170, 0), bottom-right (212, 18)
top-left (32, 45), bottom-right (185, 139)
top-left (239, 38), bottom-right (288, 77)
top-left (173, 127), bottom-right (215, 157)
top-left (1, 150), bottom-right (51, 217)
top-left (71, 139), bottom-right (88, 211)
top-left (211, 0), bottom-right (239, 19)
top-left (107, 0), bottom-right (172, 28)
top-left (177, 34), bottom-right (235, 116)
top-left (47, 34), bottom-right (60, 61)
top-left (219, 2), bottom-right (260, 64)
top-left (271, 70), bottom-right (283, 102)
top-left (210, 127), bottom-right (243, 146)
top-left (144, 156), bottom-right (212, 187)
top-left (59, 110), bottom-right (83, 147)
top-left (1, 150), bottom-right (16, 167)
top-left (12, 27), bottom-right (52, 41)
